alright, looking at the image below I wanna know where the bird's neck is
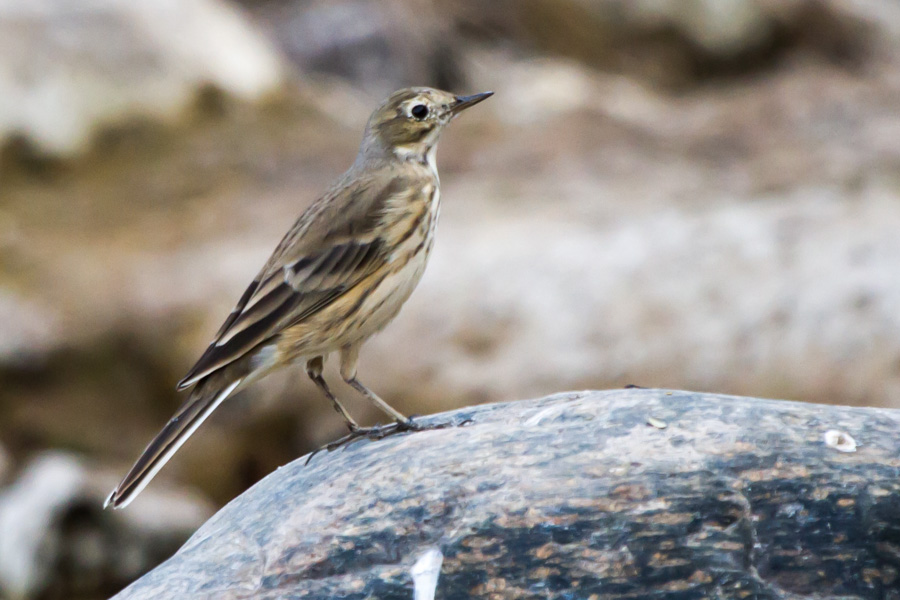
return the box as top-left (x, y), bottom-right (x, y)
top-left (393, 144), bottom-right (438, 178)
top-left (357, 141), bottom-right (439, 182)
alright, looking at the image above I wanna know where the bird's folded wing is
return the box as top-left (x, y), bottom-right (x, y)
top-left (177, 237), bottom-right (387, 390)
top-left (175, 171), bottom-right (414, 390)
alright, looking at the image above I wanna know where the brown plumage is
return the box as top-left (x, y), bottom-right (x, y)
top-left (105, 87), bottom-right (492, 509)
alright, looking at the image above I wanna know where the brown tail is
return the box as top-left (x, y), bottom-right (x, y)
top-left (104, 374), bottom-right (244, 509)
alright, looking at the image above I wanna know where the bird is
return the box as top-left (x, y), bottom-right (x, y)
top-left (104, 87), bottom-right (493, 509)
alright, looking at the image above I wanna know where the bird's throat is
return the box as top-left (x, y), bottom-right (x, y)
top-left (393, 144), bottom-right (439, 179)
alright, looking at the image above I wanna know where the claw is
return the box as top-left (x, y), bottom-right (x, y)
top-left (304, 418), bottom-right (454, 465)
top-left (397, 418), bottom-right (420, 432)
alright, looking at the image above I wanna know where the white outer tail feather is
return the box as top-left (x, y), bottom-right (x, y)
top-left (104, 378), bottom-right (243, 509)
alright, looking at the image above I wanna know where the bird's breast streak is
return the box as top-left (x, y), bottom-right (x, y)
top-left (352, 250), bottom-right (429, 337)
top-left (345, 186), bottom-right (439, 339)
top-left (277, 186), bottom-right (438, 355)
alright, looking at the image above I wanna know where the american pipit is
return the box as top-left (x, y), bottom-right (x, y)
top-left (105, 87), bottom-right (492, 509)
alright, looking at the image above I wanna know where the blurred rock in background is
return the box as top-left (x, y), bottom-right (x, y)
top-left (241, 0), bottom-right (464, 98)
top-left (0, 0), bottom-right (284, 158)
top-left (448, 0), bottom-right (878, 85)
top-left (2, 0), bottom-right (900, 597)
top-left (0, 452), bottom-right (210, 599)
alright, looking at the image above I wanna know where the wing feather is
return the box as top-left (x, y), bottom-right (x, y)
top-left (176, 169), bottom-right (422, 391)
top-left (177, 238), bottom-right (386, 389)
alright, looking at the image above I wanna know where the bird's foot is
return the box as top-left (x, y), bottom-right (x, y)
top-left (305, 417), bottom-right (452, 464)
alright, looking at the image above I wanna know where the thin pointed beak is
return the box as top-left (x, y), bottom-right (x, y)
top-left (451, 91), bottom-right (493, 115)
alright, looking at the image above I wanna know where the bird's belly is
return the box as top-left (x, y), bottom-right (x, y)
top-left (330, 187), bottom-right (439, 345)
top-left (277, 244), bottom-right (431, 357)
top-left (346, 248), bottom-right (430, 340)
top-left (277, 183), bottom-right (440, 359)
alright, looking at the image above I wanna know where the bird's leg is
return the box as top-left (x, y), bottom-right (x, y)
top-left (306, 356), bottom-right (359, 432)
top-left (304, 346), bottom-right (459, 465)
top-left (347, 378), bottom-right (415, 426)
top-left (339, 344), bottom-right (414, 427)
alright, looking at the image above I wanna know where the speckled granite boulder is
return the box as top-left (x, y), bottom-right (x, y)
top-left (112, 389), bottom-right (900, 599)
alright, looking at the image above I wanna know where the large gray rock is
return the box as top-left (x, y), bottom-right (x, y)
top-left (112, 389), bottom-right (900, 599)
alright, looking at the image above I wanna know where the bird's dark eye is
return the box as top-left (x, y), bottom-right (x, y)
top-left (411, 104), bottom-right (429, 119)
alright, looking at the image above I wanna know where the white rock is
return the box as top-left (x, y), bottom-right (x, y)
top-left (0, 454), bottom-right (214, 598)
top-left (0, 453), bottom-right (87, 598)
top-left (0, 0), bottom-right (285, 156)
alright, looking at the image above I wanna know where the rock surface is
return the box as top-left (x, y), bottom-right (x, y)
top-left (112, 389), bottom-right (900, 599)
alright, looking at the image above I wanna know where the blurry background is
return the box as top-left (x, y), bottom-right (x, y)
top-left (2, 0), bottom-right (900, 597)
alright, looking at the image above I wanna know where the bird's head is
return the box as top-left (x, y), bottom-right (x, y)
top-left (360, 87), bottom-right (493, 163)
